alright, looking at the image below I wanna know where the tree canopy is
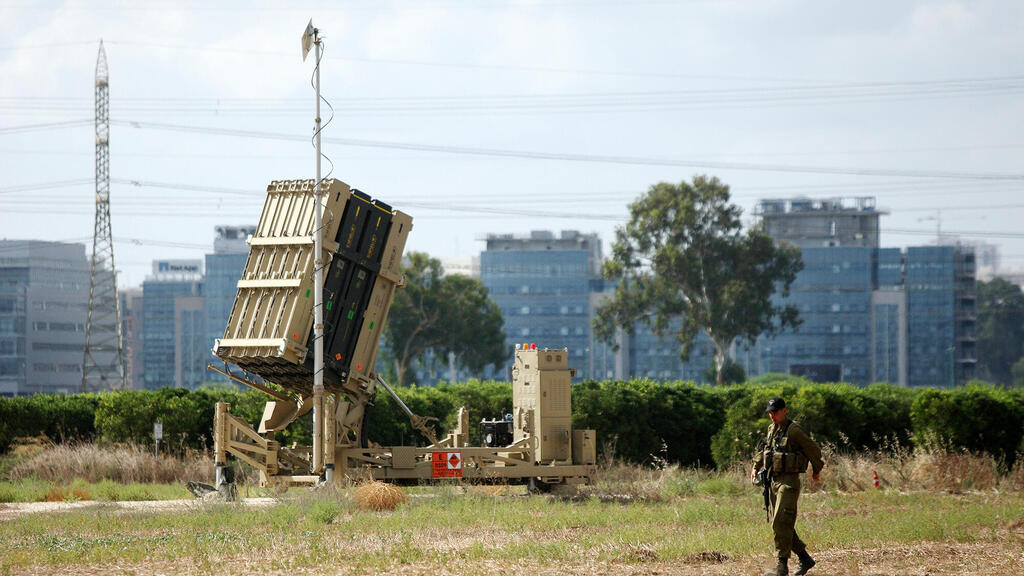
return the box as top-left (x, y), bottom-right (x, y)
top-left (977, 278), bottom-right (1024, 385)
top-left (594, 175), bottom-right (803, 385)
top-left (384, 252), bottom-right (506, 386)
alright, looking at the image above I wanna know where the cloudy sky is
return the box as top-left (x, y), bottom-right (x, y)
top-left (1, 0), bottom-right (1022, 287)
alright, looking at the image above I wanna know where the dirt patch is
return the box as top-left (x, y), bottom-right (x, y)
top-left (0, 497), bottom-right (277, 520)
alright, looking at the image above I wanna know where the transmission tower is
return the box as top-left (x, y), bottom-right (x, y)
top-left (82, 40), bottom-right (125, 392)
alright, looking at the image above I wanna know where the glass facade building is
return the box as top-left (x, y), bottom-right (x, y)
top-left (141, 260), bottom-right (204, 389)
top-left (480, 231), bottom-right (602, 379)
top-left (905, 246), bottom-right (977, 387)
top-left (0, 241), bottom-right (90, 396)
top-left (204, 226), bottom-right (254, 382)
top-left (761, 247), bottom-right (875, 384)
top-left (754, 198), bottom-right (976, 387)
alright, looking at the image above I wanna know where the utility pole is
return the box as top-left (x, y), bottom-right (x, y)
top-left (82, 40), bottom-right (126, 392)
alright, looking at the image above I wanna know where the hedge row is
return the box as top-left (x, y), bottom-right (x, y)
top-left (2, 378), bottom-right (1023, 469)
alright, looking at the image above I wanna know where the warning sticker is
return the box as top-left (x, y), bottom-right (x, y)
top-left (431, 451), bottom-right (463, 478)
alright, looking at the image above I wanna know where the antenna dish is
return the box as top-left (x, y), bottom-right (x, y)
top-left (301, 19), bottom-right (315, 61)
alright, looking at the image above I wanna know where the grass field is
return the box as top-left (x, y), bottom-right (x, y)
top-left (1, 486), bottom-right (1022, 575)
top-left (2, 444), bottom-right (1024, 574)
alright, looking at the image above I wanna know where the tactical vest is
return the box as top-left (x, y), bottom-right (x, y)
top-left (769, 420), bottom-right (810, 475)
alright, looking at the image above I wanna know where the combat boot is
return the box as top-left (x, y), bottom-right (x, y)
top-left (764, 558), bottom-right (788, 576)
top-left (794, 550), bottom-right (816, 575)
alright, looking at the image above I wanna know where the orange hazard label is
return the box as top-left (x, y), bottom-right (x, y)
top-left (432, 451), bottom-right (463, 478)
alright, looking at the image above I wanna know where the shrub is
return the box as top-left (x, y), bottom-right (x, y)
top-left (0, 394), bottom-right (99, 452)
top-left (573, 379), bottom-right (721, 466)
top-left (910, 383), bottom-right (1024, 469)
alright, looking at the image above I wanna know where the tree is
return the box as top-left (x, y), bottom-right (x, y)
top-left (594, 175), bottom-right (803, 385)
top-left (384, 253), bottom-right (506, 386)
top-left (977, 278), bottom-right (1024, 385)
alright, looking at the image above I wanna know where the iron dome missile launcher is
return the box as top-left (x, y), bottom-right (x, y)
top-left (210, 179), bottom-right (595, 492)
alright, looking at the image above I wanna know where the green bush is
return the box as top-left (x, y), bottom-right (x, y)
top-left (0, 394), bottom-right (99, 452)
top-left (573, 379), bottom-right (722, 467)
top-left (910, 383), bottom-right (1024, 469)
top-left (707, 378), bottom-right (920, 468)
top-left (1, 378), bottom-right (1022, 472)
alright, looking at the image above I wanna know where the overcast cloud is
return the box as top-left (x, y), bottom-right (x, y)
top-left (1, 0), bottom-right (1022, 286)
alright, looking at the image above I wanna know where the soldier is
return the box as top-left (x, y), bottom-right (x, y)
top-left (751, 397), bottom-right (824, 576)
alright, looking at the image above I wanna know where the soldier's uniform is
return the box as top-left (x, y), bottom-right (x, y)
top-left (753, 398), bottom-right (824, 576)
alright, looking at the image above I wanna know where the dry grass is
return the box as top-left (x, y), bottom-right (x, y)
top-left (818, 440), bottom-right (1009, 493)
top-left (578, 443), bottom-right (1022, 502)
top-left (6, 443), bottom-right (237, 484)
top-left (354, 481), bottom-right (408, 511)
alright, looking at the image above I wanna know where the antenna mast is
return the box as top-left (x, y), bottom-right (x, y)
top-left (82, 40), bottom-right (126, 392)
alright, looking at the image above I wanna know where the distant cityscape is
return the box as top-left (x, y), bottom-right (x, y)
top-left (0, 196), bottom-right (1010, 396)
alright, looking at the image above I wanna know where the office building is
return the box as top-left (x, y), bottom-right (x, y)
top-left (755, 197), bottom-right (976, 386)
top-left (204, 225), bottom-right (255, 380)
top-left (906, 246), bottom-right (976, 386)
top-left (480, 230), bottom-right (603, 379)
top-left (0, 241), bottom-right (90, 395)
top-left (141, 260), bottom-right (204, 389)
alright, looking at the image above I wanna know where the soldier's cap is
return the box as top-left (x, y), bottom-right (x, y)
top-left (765, 397), bottom-right (786, 413)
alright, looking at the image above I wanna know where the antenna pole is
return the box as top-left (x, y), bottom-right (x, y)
top-left (311, 27), bottom-right (326, 477)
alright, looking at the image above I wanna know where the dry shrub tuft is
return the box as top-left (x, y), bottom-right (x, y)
top-left (354, 481), bottom-right (407, 511)
top-left (579, 460), bottom-right (667, 502)
top-left (6, 443), bottom-right (239, 484)
top-left (623, 543), bottom-right (658, 562)
top-left (686, 551), bottom-right (730, 563)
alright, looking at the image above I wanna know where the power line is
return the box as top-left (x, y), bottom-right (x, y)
top-left (4, 77), bottom-right (1024, 117)
top-left (114, 119), bottom-right (1024, 182)
top-left (0, 179), bottom-right (94, 194)
top-left (0, 119), bottom-right (92, 135)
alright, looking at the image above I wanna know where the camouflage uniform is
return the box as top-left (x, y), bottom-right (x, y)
top-left (753, 418), bottom-right (824, 562)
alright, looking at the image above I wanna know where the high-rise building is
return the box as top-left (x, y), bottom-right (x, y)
top-left (0, 241), bottom-right (90, 395)
top-left (757, 246), bottom-right (876, 384)
top-left (755, 197), bottom-right (976, 387)
top-left (906, 246), bottom-right (976, 387)
top-left (480, 230), bottom-right (603, 379)
top-left (141, 260), bottom-right (204, 389)
top-left (204, 225), bottom-right (255, 381)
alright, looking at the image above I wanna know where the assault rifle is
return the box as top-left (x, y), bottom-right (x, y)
top-left (754, 467), bottom-right (772, 522)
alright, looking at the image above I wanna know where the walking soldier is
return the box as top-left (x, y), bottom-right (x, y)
top-left (751, 397), bottom-right (824, 576)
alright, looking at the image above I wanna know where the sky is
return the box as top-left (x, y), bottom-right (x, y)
top-left (1, 0), bottom-right (1023, 288)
